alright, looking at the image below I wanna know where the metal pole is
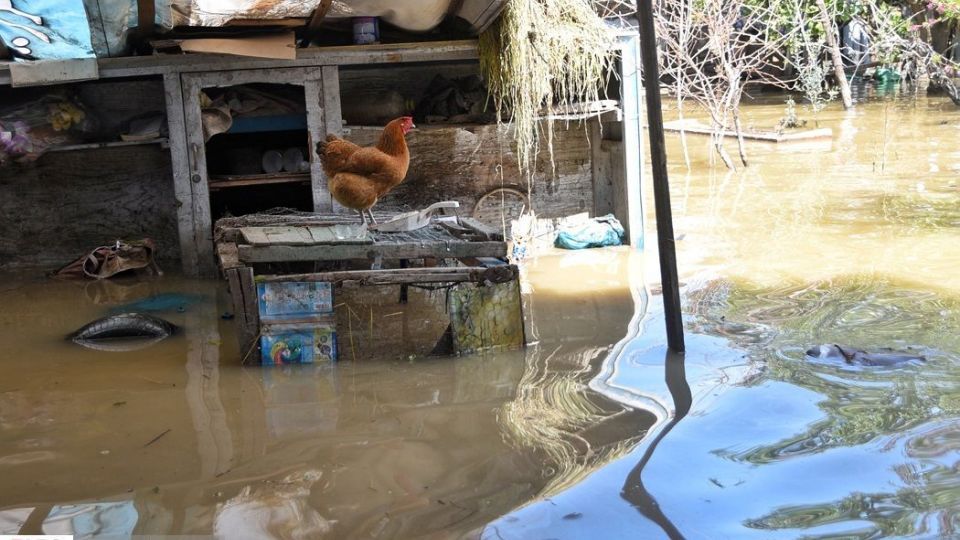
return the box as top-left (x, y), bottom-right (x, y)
top-left (635, 2), bottom-right (685, 352)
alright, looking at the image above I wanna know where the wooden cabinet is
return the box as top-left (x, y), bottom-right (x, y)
top-left (167, 66), bottom-right (345, 276)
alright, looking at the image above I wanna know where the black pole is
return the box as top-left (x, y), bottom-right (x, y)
top-left (635, 2), bottom-right (685, 352)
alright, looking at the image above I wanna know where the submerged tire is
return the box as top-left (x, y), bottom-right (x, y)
top-left (70, 312), bottom-right (177, 351)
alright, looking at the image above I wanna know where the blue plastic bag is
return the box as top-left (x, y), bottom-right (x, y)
top-left (554, 214), bottom-right (624, 250)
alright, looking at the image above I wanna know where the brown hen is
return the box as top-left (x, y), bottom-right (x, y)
top-left (316, 116), bottom-right (414, 225)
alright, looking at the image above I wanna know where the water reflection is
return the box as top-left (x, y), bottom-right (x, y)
top-left (679, 274), bottom-right (960, 537)
top-left (621, 350), bottom-right (691, 540)
top-left (488, 89), bottom-right (960, 538)
top-left (0, 249), bottom-right (651, 537)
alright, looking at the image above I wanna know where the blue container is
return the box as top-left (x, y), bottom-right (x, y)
top-left (352, 17), bottom-right (379, 45)
top-left (261, 320), bottom-right (338, 365)
top-left (257, 281), bottom-right (333, 323)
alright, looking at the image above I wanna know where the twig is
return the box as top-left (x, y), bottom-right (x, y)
top-left (240, 329), bottom-right (263, 366)
top-left (144, 428), bottom-right (171, 447)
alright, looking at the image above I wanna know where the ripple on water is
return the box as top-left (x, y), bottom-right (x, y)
top-left (684, 276), bottom-right (960, 468)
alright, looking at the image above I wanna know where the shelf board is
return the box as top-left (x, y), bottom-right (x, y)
top-left (1, 40), bottom-right (481, 87)
top-left (46, 138), bottom-right (169, 153)
top-left (208, 172), bottom-right (310, 190)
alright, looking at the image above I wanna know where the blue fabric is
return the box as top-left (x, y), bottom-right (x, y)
top-left (554, 214), bottom-right (625, 250)
top-left (0, 0), bottom-right (137, 60)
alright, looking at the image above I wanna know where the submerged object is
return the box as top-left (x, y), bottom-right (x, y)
top-left (214, 470), bottom-right (331, 539)
top-left (70, 313), bottom-right (177, 352)
top-left (805, 344), bottom-right (925, 367)
top-left (111, 292), bottom-right (204, 314)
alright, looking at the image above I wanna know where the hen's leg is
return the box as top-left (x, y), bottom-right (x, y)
top-left (366, 209), bottom-right (378, 225)
top-left (357, 210), bottom-right (367, 226)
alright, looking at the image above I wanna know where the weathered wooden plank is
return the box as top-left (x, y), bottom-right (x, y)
top-left (662, 118), bottom-right (833, 142)
top-left (320, 66), bottom-right (344, 212)
top-left (164, 72), bottom-right (200, 275)
top-left (239, 225), bottom-right (370, 246)
top-left (304, 77), bottom-right (329, 212)
top-left (238, 240), bottom-right (507, 263)
top-left (208, 172), bottom-right (309, 190)
top-left (237, 266), bottom-right (260, 364)
top-left (226, 267), bottom-right (249, 346)
top-left (9, 58), bottom-right (99, 87)
top-left (258, 265), bottom-right (519, 285)
top-left (184, 67), bottom-right (310, 89)
top-left (46, 139), bottom-right (168, 153)
top-left (181, 74), bottom-right (217, 276)
top-left (217, 242), bottom-right (241, 271)
top-left (590, 119), bottom-right (615, 217)
top-left (457, 217), bottom-right (503, 241)
top-left (0, 40), bottom-right (480, 86)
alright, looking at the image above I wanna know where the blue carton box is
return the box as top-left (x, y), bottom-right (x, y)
top-left (261, 321), bottom-right (338, 366)
top-left (257, 281), bottom-right (333, 322)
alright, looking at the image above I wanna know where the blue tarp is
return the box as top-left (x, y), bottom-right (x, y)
top-left (0, 0), bottom-right (135, 60)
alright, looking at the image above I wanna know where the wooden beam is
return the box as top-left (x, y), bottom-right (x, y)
top-left (9, 58), bottom-right (99, 87)
top-left (238, 240), bottom-right (507, 263)
top-left (0, 40), bottom-right (480, 86)
top-left (258, 265), bottom-right (519, 285)
top-left (216, 242), bottom-right (241, 272)
top-left (226, 267), bottom-right (258, 360)
top-left (306, 65), bottom-right (343, 212)
top-left (457, 217), bottom-right (503, 241)
top-left (181, 74), bottom-right (217, 276)
top-left (309, 0), bottom-right (334, 30)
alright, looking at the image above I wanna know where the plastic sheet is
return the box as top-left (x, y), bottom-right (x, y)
top-left (554, 214), bottom-right (624, 250)
top-left (159, 0), bottom-right (456, 32)
top-left (0, 0), bottom-right (135, 60)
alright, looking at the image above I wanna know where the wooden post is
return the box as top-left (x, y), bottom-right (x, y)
top-left (227, 266), bottom-right (260, 363)
top-left (617, 34), bottom-right (645, 247)
top-left (635, 4), bottom-right (685, 352)
top-left (163, 72), bottom-right (202, 276)
top-left (181, 74), bottom-right (217, 277)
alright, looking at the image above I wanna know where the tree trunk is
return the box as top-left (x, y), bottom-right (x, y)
top-left (712, 132), bottom-right (735, 170)
top-left (816, 0), bottom-right (853, 109)
top-left (733, 110), bottom-right (748, 167)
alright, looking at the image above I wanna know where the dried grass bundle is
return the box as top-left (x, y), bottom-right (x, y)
top-left (479, 0), bottom-right (616, 177)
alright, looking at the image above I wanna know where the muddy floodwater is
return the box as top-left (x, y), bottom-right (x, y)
top-left (3, 86), bottom-right (960, 539)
